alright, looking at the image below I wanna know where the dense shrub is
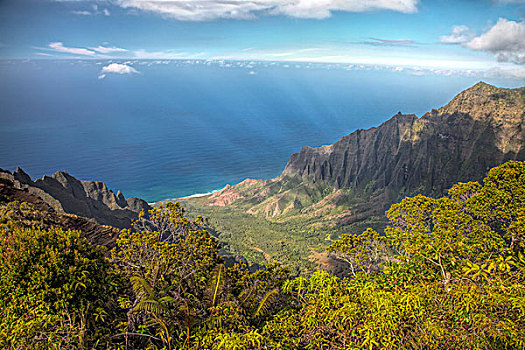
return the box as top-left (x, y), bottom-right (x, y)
top-left (0, 226), bottom-right (123, 349)
top-left (1, 161), bottom-right (524, 349)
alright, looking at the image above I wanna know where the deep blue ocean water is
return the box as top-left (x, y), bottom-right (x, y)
top-left (0, 59), bottom-right (521, 202)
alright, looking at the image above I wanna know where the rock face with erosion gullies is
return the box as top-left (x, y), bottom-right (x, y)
top-left (0, 168), bottom-right (151, 229)
top-left (196, 82), bottom-right (525, 228)
top-left (0, 175), bottom-right (120, 248)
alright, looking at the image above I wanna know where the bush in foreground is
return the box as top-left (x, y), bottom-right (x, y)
top-left (0, 161), bottom-right (524, 349)
top-left (0, 226), bottom-right (123, 349)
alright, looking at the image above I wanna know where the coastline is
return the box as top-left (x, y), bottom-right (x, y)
top-left (150, 188), bottom-right (222, 206)
top-left (181, 188), bottom-right (221, 199)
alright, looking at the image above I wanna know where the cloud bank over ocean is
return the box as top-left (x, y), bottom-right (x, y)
top-left (117, 0), bottom-right (419, 21)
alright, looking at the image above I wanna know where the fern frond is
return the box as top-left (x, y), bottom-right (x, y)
top-left (134, 299), bottom-right (164, 315)
top-left (212, 264), bottom-right (224, 306)
top-left (239, 280), bottom-right (258, 304)
top-left (254, 288), bottom-right (279, 317)
top-left (133, 295), bottom-right (172, 315)
top-left (158, 296), bottom-right (175, 305)
top-left (130, 275), bottom-right (155, 298)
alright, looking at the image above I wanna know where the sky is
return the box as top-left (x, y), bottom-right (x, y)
top-left (0, 0), bottom-right (524, 79)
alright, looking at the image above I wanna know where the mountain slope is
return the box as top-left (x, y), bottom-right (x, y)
top-left (179, 82), bottom-right (524, 269)
top-left (0, 168), bottom-right (150, 228)
top-left (196, 82), bottom-right (525, 227)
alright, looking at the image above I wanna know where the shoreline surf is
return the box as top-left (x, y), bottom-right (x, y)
top-left (150, 188), bottom-right (222, 206)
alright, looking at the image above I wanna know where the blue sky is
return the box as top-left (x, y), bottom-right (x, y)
top-left (0, 0), bottom-right (524, 78)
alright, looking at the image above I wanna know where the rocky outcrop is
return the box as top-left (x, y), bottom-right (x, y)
top-left (198, 82), bottom-right (525, 227)
top-left (283, 82), bottom-right (524, 198)
top-left (0, 168), bottom-right (151, 228)
top-left (0, 177), bottom-right (120, 248)
top-left (205, 179), bottom-right (265, 206)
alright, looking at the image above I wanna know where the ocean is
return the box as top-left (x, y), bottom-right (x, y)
top-left (0, 59), bottom-right (519, 202)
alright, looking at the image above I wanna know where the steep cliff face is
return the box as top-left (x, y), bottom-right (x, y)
top-left (0, 178), bottom-right (120, 248)
top-left (198, 82), bottom-right (525, 227)
top-left (0, 168), bottom-right (151, 228)
top-left (285, 82), bottom-right (524, 195)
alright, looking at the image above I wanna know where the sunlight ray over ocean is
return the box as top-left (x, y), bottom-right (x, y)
top-left (1, 59), bottom-right (522, 202)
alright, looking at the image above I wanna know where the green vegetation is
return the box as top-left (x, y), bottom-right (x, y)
top-left (179, 196), bottom-right (387, 273)
top-left (1, 161), bottom-right (524, 349)
top-left (0, 225), bottom-right (124, 349)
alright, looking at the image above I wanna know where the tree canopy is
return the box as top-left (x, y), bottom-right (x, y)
top-left (1, 161), bottom-right (524, 349)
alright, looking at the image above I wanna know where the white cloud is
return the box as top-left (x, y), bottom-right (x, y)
top-left (273, 0), bottom-right (418, 19)
top-left (42, 42), bottom-right (128, 57)
top-left (98, 74), bottom-right (107, 80)
top-left (133, 49), bottom-right (206, 59)
top-left (72, 10), bottom-right (92, 15)
top-left (134, 49), bottom-right (185, 59)
top-left (466, 18), bottom-right (525, 65)
top-left (361, 37), bottom-right (419, 46)
top-left (118, 0), bottom-right (266, 21)
top-left (492, 0), bottom-right (525, 3)
top-left (482, 67), bottom-right (525, 79)
top-left (48, 42), bottom-right (97, 56)
top-left (116, 0), bottom-right (418, 21)
top-left (101, 63), bottom-right (139, 74)
top-left (35, 52), bottom-right (54, 57)
top-left (209, 55), bottom-right (233, 60)
top-left (439, 25), bottom-right (474, 44)
top-left (90, 45), bottom-right (128, 53)
top-left (70, 4), bottom-right (111, 16)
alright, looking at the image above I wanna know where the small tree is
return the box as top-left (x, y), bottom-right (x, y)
top-left (385, 194), bottom-right (504, 283)
top-left (327, 228), bottom-right (388, 277)
top-left (111, 202), bottom-right (221, 349)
